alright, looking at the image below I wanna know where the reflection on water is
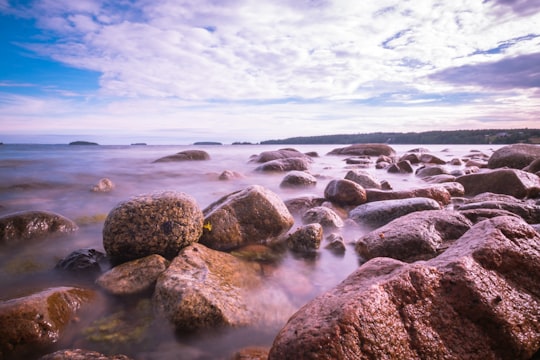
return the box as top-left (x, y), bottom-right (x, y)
top-left (0, 143), bottom-right (498, 359)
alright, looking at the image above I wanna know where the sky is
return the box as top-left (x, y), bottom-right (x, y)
top-left (0, 0), bottom-right (539, 144)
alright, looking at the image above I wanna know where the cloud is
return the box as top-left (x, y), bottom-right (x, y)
top-left (429, 52), bottom-right (540, 91)
top-left (487, 0), bottom-right (540, 16)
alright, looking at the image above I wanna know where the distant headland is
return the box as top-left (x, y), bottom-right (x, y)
top-left (261, 128), bottom-right (540, 145)
top-left (69, 141), bottom-right (99, 145)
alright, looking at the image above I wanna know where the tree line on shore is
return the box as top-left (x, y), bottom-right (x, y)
top-left (261, 128), bottom-right (540, 145)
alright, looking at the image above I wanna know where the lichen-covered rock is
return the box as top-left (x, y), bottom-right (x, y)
top-left (324, 179), bottom-right (367, 206)
top-left (0, 210), bottom-right (78, 246)
top-left (96, 254), bottom-right (169, 296)
top-left (349, 197), bottom-right (441, 229)
top-left (153, 149), bottom-right (210, 163)
top-left (487, 143), bottom-right (540, 169)
top-left (287, 224), bottom-right (323, 253)
top-left (327, 143), bottom-right (396, 157)
top-left (55, 248), bottom-right (106, 276)
top-left (356, 210), bottom-right (472, 262)
top-left (0, 287), bottom-right (96, 359)
top-left (279, 171), bottom-right (317, 188)
top-left (39, 349), bottom-right (133, 360)
top-left (153, 243), bottom-right (295, 331)
top-left (344, 169), bottom-right (381, 189)
top-left (199, 185), bottom-right (294, 251)
top-left (456, 168), bottom-right (540, 198)
top-left (102, 191), bottom-right (203, 263)
top-left (301, 206), bottom-right (344, 230)
top-left (91, 178), bottom-right (115, 192)
top-left (366, 185), bottom-right (452, 206)
top-left (255, 157), bottom-right (311, 172)
top-left (269, 216), bottom-right (540, 359)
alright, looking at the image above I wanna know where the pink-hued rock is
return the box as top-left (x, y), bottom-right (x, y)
top-left (366, 185), bottom-right (452, 206)
top-left (327, 143), bottom-right (396, 157)
top-left (269, 216), bottom-right (540, 359)
top-left (487, 144), bottom-right (540, 169)
top-left (456, 168), bottom-right (540, 198)
top-left (324, 179), bottom-right (367, 206)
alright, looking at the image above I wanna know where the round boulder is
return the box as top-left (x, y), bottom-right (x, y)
top-left (324, 179), bottom-right (367, 206)
top-left (488, 144), bottom-right (540, 169)
top-left (328, 144), bottom-right (396, 157)
top-left (280, 171), bottom-right (317, 188)
top-left (287, 224), bottom-right (323, 253)
top-left (102, 191), bottom-right (204, 263)
top-left (344, 169), bottom-right (381, 189)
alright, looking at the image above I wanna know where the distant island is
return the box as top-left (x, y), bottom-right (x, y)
top-left (232, 141), bottom-right (255, 145)
top-left (193, 141), bottom-right (222, 145)
top-left (131, 142), bottom-right (147, 146)
top-left (69, 141), bottom-right (99, 145)
top-left (261, 128), bottom-right (540, 145)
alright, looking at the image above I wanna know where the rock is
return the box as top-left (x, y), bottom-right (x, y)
top-left (153, 149), bottom-right (210, 162)
top-left (102, 191), bottom-right (204, 263)
top-left (250, 148), bottom-right (310, 163)
top-left (398, 153), bottom-right (420, 164)
top-left (39, 349), bottom-right (132, 360)
top-left (153, 243), bottom-right (295, 331)
top-left (524, 158), bottom-right (540, 174)
top-left (421, 174), bottom-right (456, 184)
top-left (230, 346), bottom-right (270, 360)
top-left (349, 197), bottom-right (441, 229)
top-left (344, 170), bottom-right (381, 189)
top-left (230, 244), bottom-right (282, 263)
top-left (91, 178), bottom-right (115, 192)
top-left (55, 248), bottom-right (106, 276)
top-left (324, 233), bottom-right (346, 254)
top-left (327, 143), bottom-right (396, 157)
top-left (418, 153), bottom-right (447, 165)
top-left (301, 206), bottom-right (344, 230)
top-left (459, 208), bottom-right (521, 224)
top-left (255, 157), bottom-right (311, 172)
top-left (456, 168), bottom-right (540, 198)
top-left (355, 210), bottom-right (472, 262)
top-left (488, 144), bottom-right (540, 169)
top-left (387, 160), bottom-right (413, 174)
top-left (0, 210), bottom-right (78, 246)
top-left (456, 200), bottom-right (540, 224)
top-left (279, 171), bottom-right (317, 188)
top-left (96, 254), bottom-right (169, 296)
top-left (287, 224), bottom-right (323, 252)
top-left (324, 179), bottom-right (367, 206)
top-left (344, 157), bottom-right (371, 167)
top-left (218, 170), bottom-right (245, 180)
top-left (199, 185), bottom-right (294, 251)
top-left (366, 185), bottom-right (452, 206)
top-left (450, 158), bottom-right (462, 165)
top-left (431, 182), bottom-right (464, 197)
top-left (270, 216), bottom-right (540, 359)
top-left (283, 196), bottom-right (326, 217)
top-left (415, 165), bottom-right (449, 178)
top-left (0, 287), bottom-right (96, 359)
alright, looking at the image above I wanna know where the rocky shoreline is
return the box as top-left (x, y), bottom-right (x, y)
top-left (1, 143), bottom-right (540, 359)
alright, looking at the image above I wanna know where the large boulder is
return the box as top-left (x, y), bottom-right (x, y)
top-left (269, 216), bottom-right (540, 359)
top-left (102, 191), bottom-right (204, 263)
top-left (344, 169), bottom-right (381, 189)
top-left (279, 171), bottom-right (317, 188)
top-left (487, 144), bottom-right (540, 169)
top-left (0, 210), bottom-right (78, 246)
top-left (324, 179), bottom-right (367, 206)
top-left (456, 168), bottom-right (540, 198)
top-left (456, 200), bottom-right (540, 224)
top-left (250, 148), bottom-right (310, 163)
top-left (153, 149), bottom-right (210, 163)
top-left (349, 197), bottom-right (441, 229)
top-left (153, 243), bottom-right (295, 331)
top-left (366, 185), bottom-right (452, 206)
top-left (199, 185), bottom-right (294, 251)
top-left (255, 157), bottom-right (311, 172)
top-left (327, 143), bottom-right (396, 157)
top-left (96, 254), bottom-right (170, 296)
top-left (355, 210), bottom-right (472, 262)
top-left (0, 287), bottom-right (96, 359)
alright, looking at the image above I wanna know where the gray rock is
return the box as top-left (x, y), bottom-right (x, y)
top-left (349, 197), bottom-right (441, 229)
top-left (96, 254), bottom-right (169, 296)
top-left (488, 144), bottom-right (540, 169)
top-left (280, 171), bottom-right (317, 188)
top-left (102, 191), bottom-right (204, 263)
top-left (55, 248), bottom-right (106, 275)
top-left (153, 243), bottom-right (295, 331)
top-left (324, 179), bottom-right (367, 206)
top-left (270, 216), bottom-right (540, 359)
top-left (199, 185), bottom-right (294, 251)
top-left (356, 210), bottom-right (472, 262)
top-left (153, 149), bottom-right (210, 163)
top-left (0, 287), bottom-right (96, 359)
top-left (0, 210), bottom-right (78, 246)
top-left (301, 206), bottom-right (344, 230)
top-left (287, 224), bottom-right (323, 252)
top-left (344, 169), bottom-right (381, 189)
top-left (456, 168), bottom-right (540, 198)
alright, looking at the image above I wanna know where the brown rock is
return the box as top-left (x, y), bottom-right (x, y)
top-left (279, 171), bottom-right (317, 188)
top-left (419, 153), bottom-right (447, 165)
top-left (355, 210), bottom-right (472, 262)
top-left (456, 200), bottom-right (540, 224)
top-left (287, 224), bottom-right (323, 252)
top-left (327, 143), bottom-right (396, 157)
top-left (153, 149), bottom-right (210, 162)
top-left (524, 158), bottom-right (540, 174)
top-left (250, 148), bottom-right (310, 163)
top-left (344, 169), bottom-right (381, 189)
top-left (219, 170), bottom-right (245, 180)
top-left (456, 168), bottom-right (540, 198)
top-left (39, 349), bottom-right (132, 360)
top-left (230, 346), bottom-right (269, 360)
top-left (324, 179), bottom-right (367, 206)
top-left (301, 206), bottom-right (344, 230)
top-left (199, 185), bottom-right (294, 251)
top-left (283, 196), bottom-right (326, 217)
top-left (269, 216), bottom-right (540, 359)
top-left (91, 178), bottom-right (115, 192)
top-left (366, 185), bottom-right (452, 206)
top-left (488, 144), bottom-right (540, 169)
top-left (255, 157), bottom-right (311, 172)
top-left (387, 160), bottom-right (413, 174)
top-left (415, 165), bottom-right (449, 178)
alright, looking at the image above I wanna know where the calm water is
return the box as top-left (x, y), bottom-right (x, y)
top-left (0, 143), bottom-right (500, 359)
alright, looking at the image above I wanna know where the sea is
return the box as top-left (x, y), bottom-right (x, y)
top-left (0, 143), bottom-right (501, 359)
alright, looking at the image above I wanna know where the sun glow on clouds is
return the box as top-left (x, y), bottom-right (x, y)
top-left (0, 0), bottom-right (539, 143)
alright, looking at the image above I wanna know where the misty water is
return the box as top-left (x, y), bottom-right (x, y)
top-left (0, 143), bottom-right (500, 359)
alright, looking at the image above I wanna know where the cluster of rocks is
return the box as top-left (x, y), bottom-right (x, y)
top-left (1, 143), bottom-right (540, 359)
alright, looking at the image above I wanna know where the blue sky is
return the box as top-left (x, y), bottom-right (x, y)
top-left (0, 0), bottom-right (539, 144)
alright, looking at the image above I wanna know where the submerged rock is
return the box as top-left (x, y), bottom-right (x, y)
top-left (301, 206), bottom-right (344, 230)
top-left (39, 349), bottom-right (132, 360)
top-left (344, 169), bottom-right (381, 189)
top-left (0, 287), bottom-right (96, 359)
top-left (102, 191), bottom-right (203, 263)
top-left (255, 157), bottom-right (311, 172)
top-left (199, 185), bottom-right (294, 251)
top-left (286, 224), bottom-right (323, 253)
top-left (250, 148), bottom-right (310, 163)
top-left (0, 210), bottom-right (78, 246)
top-left (91, 178), bottom-right (115, 193)
top-left (270, 216), bottom-right (540, 359)
top-left (153, 243), bottom-right (294, 331)
top-left (279, 171), bottom-right (317, 188)
top-left (328, 143), bottom-right (396, 157)
top-left (55, 248), bottom-right (106, 276)
top-left (153, 149), bottom-right (210, 163)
